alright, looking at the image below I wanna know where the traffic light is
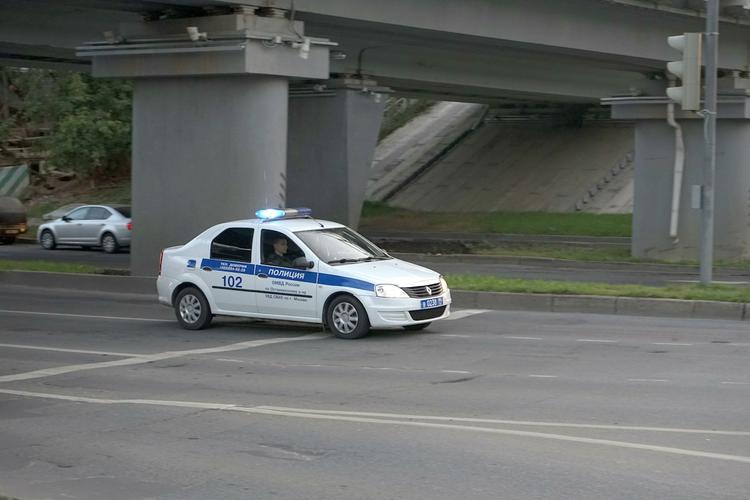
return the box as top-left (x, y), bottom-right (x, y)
top-left (666, 33), bottom-right (702, 110)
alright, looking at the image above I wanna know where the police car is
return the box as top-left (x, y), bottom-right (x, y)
top-left (157, 208), bottom-right (451, 339)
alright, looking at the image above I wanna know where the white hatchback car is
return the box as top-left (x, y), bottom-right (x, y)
top-left (157, 208), bottom-right (451, 338)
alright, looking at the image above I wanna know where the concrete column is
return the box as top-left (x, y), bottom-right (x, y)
top-left (608, 95), bottom-right (750, 261)
top-left (131, 76), bottom-right (287, 275)
top-left (76, 12), bottom-right (331, 275)
top-left (287, 81), bottom-right (385, 228)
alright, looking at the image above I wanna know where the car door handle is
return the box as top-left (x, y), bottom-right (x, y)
top-left (201, 267), bottom-right (212, 272)
top-left (258, 273), bottom-right (268, 279)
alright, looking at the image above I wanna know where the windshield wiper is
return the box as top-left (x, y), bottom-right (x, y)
top-left (327, 257), bottom-right (380, 264)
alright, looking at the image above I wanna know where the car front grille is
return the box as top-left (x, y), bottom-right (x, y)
top-left (409, 306), bottom-right (447, 321)
top-left (400, 282), bottom-right (443, 298)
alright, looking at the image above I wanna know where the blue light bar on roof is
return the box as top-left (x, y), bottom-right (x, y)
top-left (255, 207), bottom-right (312, 220)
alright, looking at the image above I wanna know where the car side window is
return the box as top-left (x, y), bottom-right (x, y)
top-left (66, 207), bottom-right (90, 221)
top-left (89, 208), bottom-right (111, 220)
top-left (261, 229), bottom-right (305, 268)
top-left (211, 228), bottom-right (254, 263)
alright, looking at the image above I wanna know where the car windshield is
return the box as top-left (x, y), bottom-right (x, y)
top-left (113, 206), bottom-right (131, 217)
top-left (295, 227), bottom-right (390, 265)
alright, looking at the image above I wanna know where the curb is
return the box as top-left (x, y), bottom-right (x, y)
top-left (0, 270), bottom-right (746, 322)
top-left (450, 291), bottom-right (747, 321)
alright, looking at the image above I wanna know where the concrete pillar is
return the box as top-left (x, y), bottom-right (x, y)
top-left (76, 12), bottom-right (331, 275)
top-left (131, 76), bottom-right (287, 275)
top-left (608, 95), bottom-right (750, 261)
top-left (286, 80), bottom-right (386, 228)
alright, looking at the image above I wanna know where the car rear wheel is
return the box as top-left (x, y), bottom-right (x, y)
top-left (40, 230), bottom-right (56, 250)
top-left (403, 322), bottom-right (431, 331)
top-left (0, 236), bottom-right (15, 245)
top-left (101, 233), bottom-right (119, 254)
top-left (174, 287), bottom-right (213, 330)
top-left (326, 295), bottom-right (370, 339)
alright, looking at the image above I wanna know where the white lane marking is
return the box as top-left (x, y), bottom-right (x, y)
top-left (577, 339), bottom-right (617, 343)
top-left (0, 343), bottom-right (141, 358)
top-left (0, 334), bottom-right (328, 383)
top-left (721, 381), bottom-right (750, 386)
top-left (443, 309), bottom-right (490, 321)
top-left (441, 370), bottom-right (472, 374)
top-left (528, 374), bottom-right (558, 378)
top-left (2, 389), bottom-right (749, 463)
top-left (0, 309), bottom-right (172, 323)
top-left (216, 358), bottom-right (244, 363)
top-left (249, 406), bottom-right (750, 437)
top-left (628, 379), bottom-right (670, 383)
top-left (652, 343), bottom-right (693, 346)
top-left (439, 334), bottom-right (473, 338)
top-left (505, 336), bottom-right (543, 340)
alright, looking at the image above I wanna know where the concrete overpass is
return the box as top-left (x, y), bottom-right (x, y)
top-left (2, 0), bottom-right (750, 272)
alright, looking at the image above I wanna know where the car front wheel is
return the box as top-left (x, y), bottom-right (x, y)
top-left (40, 230), bottom-right (56, 250)
top-left (174, 287), bottom-right (213, 330)
top-left (326, 295), bottom-right (370, 339)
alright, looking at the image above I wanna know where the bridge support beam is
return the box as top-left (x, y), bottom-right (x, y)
top-left (77, 12), bottom-right (331, 275)
top-left (608, 95), bottom-right (750, 261)
top-left (287, 80), bottom-right (386, 228)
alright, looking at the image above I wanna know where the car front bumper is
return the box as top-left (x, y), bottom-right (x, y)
top-left (360, 291), bottom-right (452, 328)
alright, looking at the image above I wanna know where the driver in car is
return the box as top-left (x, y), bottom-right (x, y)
top-left (266, 236), bottom-right (294, 268)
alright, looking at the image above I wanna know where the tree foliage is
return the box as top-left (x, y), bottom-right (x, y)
top-left (1, 68), bottom-right (132, 180)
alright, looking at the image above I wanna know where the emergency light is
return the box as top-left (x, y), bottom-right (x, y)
top-left (255, 207), bottom-right (312, 220)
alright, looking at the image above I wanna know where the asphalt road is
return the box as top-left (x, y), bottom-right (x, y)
top-left (3, 241), bottom-right (750, 286)
top-left (0, 285), bottom-right (748, 499)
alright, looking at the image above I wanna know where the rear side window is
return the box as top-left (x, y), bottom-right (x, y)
top-left (89, 207), bottom-right (112, 220)
top-left (211, 228), bottom-right (254, 263)
top-left (113, 206), bottom-right (131, 217)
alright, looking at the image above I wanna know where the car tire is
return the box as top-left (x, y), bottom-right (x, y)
top-left (326, 295), bottom-right (371, 339)
top-left (174, 287), bottom-right (213, 330)
top-left (403, 322), bottom-right (431, 331)
top-left (0, 236), bottom-right (15, 245)
top-left (40, 230), bottom-right (56, 250)
top-left (101, 232), bottom-right (119, 254)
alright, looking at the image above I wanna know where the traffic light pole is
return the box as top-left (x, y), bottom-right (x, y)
top-left (700, 0), bottom-right (718, 286)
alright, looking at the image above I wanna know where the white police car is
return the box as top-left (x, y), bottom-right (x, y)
top-left (157, 208), bottom-right (451, 338)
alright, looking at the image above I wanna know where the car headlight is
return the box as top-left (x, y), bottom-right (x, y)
top-left (440, 275), bottom-right (449, 292)
top-left (375, 284), bottom-right (409, 298)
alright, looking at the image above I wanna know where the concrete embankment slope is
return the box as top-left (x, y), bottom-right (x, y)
top-left (367, 101), bottom-right (486, 202)
top-left (384, 121), bottom-right (635, 214)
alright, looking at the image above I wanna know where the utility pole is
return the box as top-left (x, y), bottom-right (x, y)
top-left (700, 0), bottom-right (719, 285)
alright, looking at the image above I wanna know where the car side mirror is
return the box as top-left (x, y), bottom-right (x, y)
top-left (62, 216), bottom-right (71, 222)
top-left (293, 257), bottom-right (315, 270)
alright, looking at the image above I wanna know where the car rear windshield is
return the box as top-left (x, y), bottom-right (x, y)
top-left (295, 227), bottom-right (390, 265)
top-left (113, 206), bottom-right (131, 217)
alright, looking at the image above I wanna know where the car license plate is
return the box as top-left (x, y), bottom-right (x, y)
top-left (420, 297), bottom-right (443, 309)
top-left (5, 229), bottom-right (18, 234)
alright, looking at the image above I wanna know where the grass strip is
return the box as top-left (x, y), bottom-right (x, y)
top-left (361, 202), bottom-right (632, 237)
top-left (472, 244), bottom-right (635, 262)
top-left (0, 259), bottom-right (104, 274)
top-left (446, 275), bottom-right (750, 303)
